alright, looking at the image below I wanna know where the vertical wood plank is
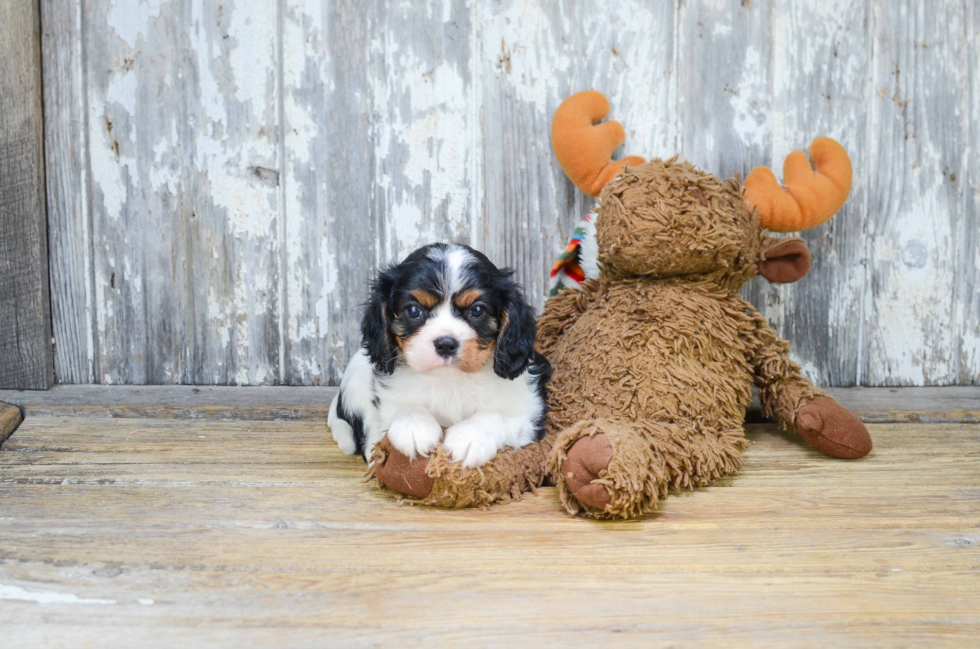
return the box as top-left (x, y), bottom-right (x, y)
top-left (42, 0), bottom-right (95, 384)
top-left (752, 0), bottom-right (873, 387)
top-left (956, 4), bottom-right (979, 385)
top-left (281, 0), bottom-right (384, 385)
top-left (0, 0), bottom-right (54, 389)
top-left (77, 0), bottom-right (282, 384)
top-left (178, 0), bottom-right (283, 385)
top-left (865, 0), bottom-right (974, 385)
top-left (83, 0), bottom-right (183, 384)
top-left (479, 0), bottom-right (677, 308)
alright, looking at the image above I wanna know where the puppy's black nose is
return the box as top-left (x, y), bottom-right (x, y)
top-left (434, 337), bottom-right (459, 358)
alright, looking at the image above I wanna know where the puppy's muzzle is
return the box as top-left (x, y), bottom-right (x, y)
top-left (433, 336), bottom-right (459, 359)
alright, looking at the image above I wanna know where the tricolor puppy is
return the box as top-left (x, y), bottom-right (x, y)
top-left (328, 243), bottom-right (551, 468)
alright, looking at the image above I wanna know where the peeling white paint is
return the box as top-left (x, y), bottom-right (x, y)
top-left (869, 173), bottom-right (954, 384)
top-left (713, 22), bottom-right (732, 37)
top-left (479, 0), bottom-right (566, 108)
top-left (89, 68), bottom-right (141, 222)
top-left (730, 46), bottom-right (770, 150)
top-left (226, 4), bottom-right (277, 108)
top-left (373, 31), bottom-right (472, 261)
top-left (0, 584), bottom-right (116, 605)
top-left (209, 285), bottom-right (231, 351)
top-left (46, 0), bottom-right (978, 387)
top-left (106, 0), bottom-right (166, 49)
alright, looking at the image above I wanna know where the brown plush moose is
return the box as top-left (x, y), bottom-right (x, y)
top-left (372, 91), bottom-right (871, 519)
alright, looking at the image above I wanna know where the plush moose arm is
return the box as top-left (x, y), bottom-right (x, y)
top-left (748, 313), bottom-right (827, 423)
top-left (535, 279), bottom-right (603, 357)
top-left (748, 312), bottom-right (872, 459)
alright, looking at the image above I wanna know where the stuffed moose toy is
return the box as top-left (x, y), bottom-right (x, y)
top-left (371, 90), bottom-right (872, 519)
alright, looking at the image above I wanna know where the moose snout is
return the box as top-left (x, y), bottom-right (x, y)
top-left (433, 336), bottom-right (460, 358)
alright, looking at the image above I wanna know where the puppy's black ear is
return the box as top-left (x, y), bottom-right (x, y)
top-left (360, 267), bottom-right (398, 375)
top-left (494, 278), bottom-right (537, 380)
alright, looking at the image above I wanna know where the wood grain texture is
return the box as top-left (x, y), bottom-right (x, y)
top-left (280, 0), bottom-right (381, 385)
top-left (41, 0), bottom-right (979, 387)
top-left (41, 0), bottom-right (94, 384)
top-left (864, 0), bottom-right (976, 386)
top-left (0, 385), bottom-right (976, 423)
top-left (1, 415), bottom-right (978, 646)
top-left (0, 0), bottom-right (53, 390)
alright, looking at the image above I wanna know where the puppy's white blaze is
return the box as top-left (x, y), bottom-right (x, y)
top-left (444, 246), bottom-right (471, 295)
top-left (427, 243), bottom-right (473, 296)
top-left (402, 302), bottom-right (477, 374)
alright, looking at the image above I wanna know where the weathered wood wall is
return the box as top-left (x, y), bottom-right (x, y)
top-left (41, 0), bottom-right (979, 387)
top-left (0, 0), bottom-right (54, 390)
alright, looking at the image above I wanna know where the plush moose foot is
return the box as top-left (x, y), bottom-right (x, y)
top-left (550, 418), bottom-right (746, 519)
top-left (373, 436), bottom-right (435, 499)
top-left (371, 432), bottom-right (556, 508)
top-left (796, 397), bottom-right (872, 459)
top-left (562, 433), bottom-right (615, 511)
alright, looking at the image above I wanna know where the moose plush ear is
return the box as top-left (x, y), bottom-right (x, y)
top-left (758, 239), bottom-right (811, 284)
top-left (360, 268), bottom-right (398, 374)
top-left (744, 137), bottom-right (852, 233)
top-left (551, 90), bottom-right (646, 197)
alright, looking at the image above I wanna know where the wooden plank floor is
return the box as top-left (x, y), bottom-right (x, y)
top-left (1, 408), bottom-right (979, 646)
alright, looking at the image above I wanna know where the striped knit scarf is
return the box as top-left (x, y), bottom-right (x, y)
top-left (549, 210), bottom-right (600, 297)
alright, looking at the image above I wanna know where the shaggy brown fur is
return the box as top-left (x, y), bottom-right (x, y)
top-left (371, 429), bottom-right (556, 508)
top-left (372, 156), bottom-right (871, 518)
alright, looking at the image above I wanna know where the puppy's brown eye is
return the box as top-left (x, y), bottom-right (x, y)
top-left (406, 305), bottom-right (423, 320)
top-left (469, 305), bottom-right (486, 319)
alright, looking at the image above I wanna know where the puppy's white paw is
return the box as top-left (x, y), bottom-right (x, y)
top-left (444, 419), bottom-right (500, 468)
top-left (387, 409), bottom-right (443, 460)
top-left (328, 394), bottom-right (357, 455)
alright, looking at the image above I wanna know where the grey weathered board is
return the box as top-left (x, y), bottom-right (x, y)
top-left (0, 0), bottom-right (53, 390)
top-left (0, 385), bottom-right (976, 424)
top-left (40, 0), bottom-right (979, 387)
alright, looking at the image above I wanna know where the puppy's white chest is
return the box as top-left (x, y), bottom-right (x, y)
top-left (380, 367), bottom-right (495, 428)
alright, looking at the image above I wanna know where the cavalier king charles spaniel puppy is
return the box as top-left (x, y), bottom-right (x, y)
top-left (328, 243), bottom-right (551, 468)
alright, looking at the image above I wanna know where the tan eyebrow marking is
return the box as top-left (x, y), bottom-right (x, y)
top-left (410, 289), bottom-right (438, 308)
top-left (455, 289), bottom-right (483, 308)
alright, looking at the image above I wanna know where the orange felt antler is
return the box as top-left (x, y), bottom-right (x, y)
top-left (743, 137), bottom-right (852, 232)
top-left (551, 90), bottom-right (646, 197)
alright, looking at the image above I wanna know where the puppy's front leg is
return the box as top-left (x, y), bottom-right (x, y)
top-left (386, 405), bottom-right (443, 461)
top-left (444, 412), bottom-right (532, 468)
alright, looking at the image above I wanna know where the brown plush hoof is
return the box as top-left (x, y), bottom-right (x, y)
top-left (796, 397), bottom-right (872, 459)
top-left (373, 435), bottom-right (434, 498)
top-left (563, 434), bottom-right (615, 511)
